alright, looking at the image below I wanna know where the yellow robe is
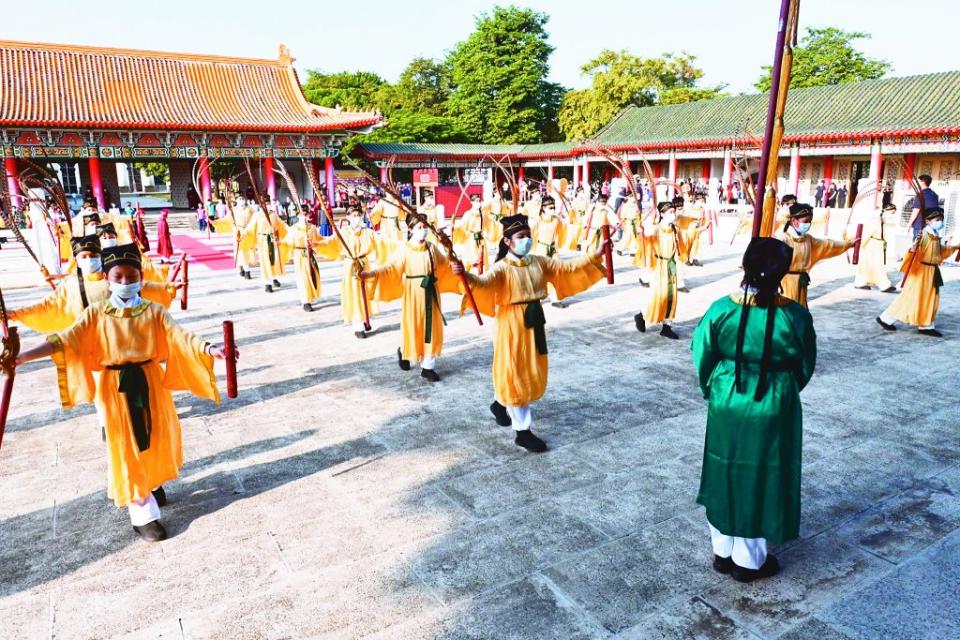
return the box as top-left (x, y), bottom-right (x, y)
top-left (371, 198), bottom-right (405, 244)
top-left (48, 301), bottom-right (219, 507)
top-left (10, 274), bottom-right (176, 333)
top-left (247, 210), bottom-right (286, 280)
top-left (777, 231), bottom-right (850, 307)
top-left (532, 215), bottom-right (567, 258)
top-left (464, 254), bottom-right (605, 406)
top-left (523, 198), bottom-right (542, 226)
top-left (645, 223), bottom-right (683, 324)
top-left (283, 221), bottom-right (340, 304)
top-left (616, 201), bottom-right (641, 254)
top-left (854, 213), bottom-right (893, 289)
top-left (581, 205), bottom-right (620, 254)
top-left (211, 207), bottom-right (257, 269)
top-left (452, 208), bottom-right (487, 274)
top-left (482, 197), bottom-right (506, 245)
top-left (369, 242), bottom-right (460, 361)
top-left (678, 208), bottom-right (709, 262)
top-left (339, 228), bottom-right (382, 324)
top-left (884, 231), bottom-right (957, 327)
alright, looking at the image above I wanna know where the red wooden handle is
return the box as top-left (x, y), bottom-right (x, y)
top-left (458, 272), bottom-right (484, 326)
top-left (602, 225), bottom-right (614, 284)
top-left (851, 224), bottom-right (863, 265)
top-left (180, 256), bottom-right (188, 310)
top-left (0, 327), bottom-right (18, 451)
top-left (222, 321), bottom-right (238, 399)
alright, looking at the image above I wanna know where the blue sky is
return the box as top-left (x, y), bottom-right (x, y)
top-left (2, 0), bottom-right (954, 94)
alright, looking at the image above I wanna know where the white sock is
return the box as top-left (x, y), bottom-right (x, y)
top-left (506, 405), bottom-right (532, 431)
top-left (128, 493), bottom-right (161, 526)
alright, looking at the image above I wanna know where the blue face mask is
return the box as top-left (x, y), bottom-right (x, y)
top-left (796, 222), bottom-right (812, 235)
top-left (931, 219), bottom-right (945, 233)
top-left (77, 257), bottom-right (102, 274)
top-left (512, 237), bottom-right (533, 257)
top-left (109, 281), bottom-right (142, 299)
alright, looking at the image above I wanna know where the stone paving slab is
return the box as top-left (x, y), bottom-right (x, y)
top-left (1, 224), bottom-right (958, 639)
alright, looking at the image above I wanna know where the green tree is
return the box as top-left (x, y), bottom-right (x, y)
top-left (754, 27), bottom-right (891, 92)
top-left (390, 58), bottom-right (451, 115)
top-left (341, 110), bottom-right (470, 155)
top-left (445, 6), bottom-right (565, 144)
top-left (558, 50), bottom-right (724, 140)
top-left (301, 70), bottom-right (389, 111)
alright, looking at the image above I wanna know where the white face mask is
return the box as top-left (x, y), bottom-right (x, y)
top-left (410, 227), bottom-right (428, 243)
top-left (796, 222), bottom-right (812, 235)
top-left (350, 217), bottom-right (364, 230)
top-left (424, 198), bottom-right (435, 207)
top-left (77, 257), bottom-right (102, 274)
top-left (100, 238), bottom-right (117, 248)
top-left (662, 213), bottom-right (676, 225)
top-left (511, 237), bottom-right (532, 257)
top-left (109, 281), bottom-right (142, 299)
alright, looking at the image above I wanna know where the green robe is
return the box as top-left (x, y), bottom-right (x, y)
top-left (691, 294), bottom-right (816, 543)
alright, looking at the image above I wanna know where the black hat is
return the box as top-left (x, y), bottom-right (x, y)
top-left (347, 205), bottom-right (363, 215)
top-left (95, 222), bottom-right (117, 237)
top-left (882, 202), bottom-right (898, 211)
top-left (780, 194), bottom-right (797, 205)
top-left (657, 201), bottom-right (675, 214)
top-left (82, 212), bottom-right (101, 225)
top-left (596, 193), bottom-right (608, 203)
top-left (743, 237), bottom-right (793, 284)
top-left (542, 196), bottom-right (555, 207)
top-left (788, 203), bottom-right (814, 218)
top-left (101, 243), bottom-right (142, 272)
top-left (70, 234), bottom-right (101, 256)
top-left (500, 214), bottom-right (530, 237)
top-left (405, 212), bottom-right (427, 227)
top-left (924, 206), bottom-right (945, 219)
top-left (671, 196), bottom-right (685, 207)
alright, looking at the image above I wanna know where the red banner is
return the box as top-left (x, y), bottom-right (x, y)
top-left (413, 168), bottom-right (439, 187)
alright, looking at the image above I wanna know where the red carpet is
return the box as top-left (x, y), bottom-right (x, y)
top-left (163, 234), bottom-right (236, 271)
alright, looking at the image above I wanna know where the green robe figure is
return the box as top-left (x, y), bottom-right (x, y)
top-left (691, 237), bottom-right (817, 583)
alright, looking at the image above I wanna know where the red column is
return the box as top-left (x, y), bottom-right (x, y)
top-left (3, 157), bottom-right (22, 208)
top-left (868, 142), bottom-right (882, 184)
top-left (324, 157), bottom-right (335, 207)
top-left (263, 157), bottom-right (277, 202)
top-left (904, 153), bottom-right (916, 182)
top-left (583, 159), bottom-right (590, 184)
top-left (310, 158), bottom-right (322, 199)
top-left (547, 162), bottom-right (554, 183)
top-left (721, 148), bottom-right (732, 202)
top-left (667, 152), bottom-right (677, 196)
top-left (603, 165), bottom-right (611, 183)
top-left (701, 159), bottom-right (711, 180)
top-left (788, 147), bottom-right (800, 195)
top-left (88, 156), bottom-right (106, 210)
top-left (518, 165), bottom-right (526, 185)
top-left (822, 156), bottom-right (834, 206)
top-left (379, 165), bottom-right (388, 184)
top-left (200, 158), bottom-right (212, 204)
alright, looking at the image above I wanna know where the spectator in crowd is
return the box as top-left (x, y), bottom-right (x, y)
top-left (837, 182), bottom-right (848, 208)
top-left (814, 180), bottom-right (825, 207)
top-left (826, 182), bottom-right (838, 207)
top-left (907, 174), bottom-right (940, 238)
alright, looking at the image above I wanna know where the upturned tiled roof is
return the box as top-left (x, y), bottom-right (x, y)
top-left (0, 40), bottom-right (382, 133)
top-left (356, 72), bottom-right (960, 159)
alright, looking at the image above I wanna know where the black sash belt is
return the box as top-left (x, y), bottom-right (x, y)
top-left (107, 360), bottom-right (153, 452)
top-left (514, 299), bottom-right (547, 355)
top-left (263, 233), bottom-right (277, 265)
top-left (77, 270), bottom-right (89, 309)
top-left (921, 262), bottom-right (944, 289)
top-left (788, 270), bottom-right (811, 289)
top-left (406, 273), bottom-right (445, 343)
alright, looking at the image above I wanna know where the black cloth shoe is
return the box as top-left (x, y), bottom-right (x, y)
top-left (551, 300), bottom-right (568, 308)
top-left (272, 279), bottom-right (281, 287)
top-left (855, 285), bottom-right (872, 290)
top-left (730, 554), bottom-right (780, 583)
top-left (918, 328), bottom-right (943, 337)
top-left (239, 267), bottom-right (246, 278)
top-left (264, 284), bottom-right (273, 293)
top-left (639, 278), bottom-right (650, 288)
top-left (354, 331), bottom-right (366, 339)
top-left (875, 316), bottom-right (896, 331)
top-left (490, 401), bottom-right (512, 427)
top-left (660, 325), bottom-right (679, 340)
top-left (303, 303), bottom-right (313, 312)
top-left (132, 521), bottom-right (167, 542)
top-left (634, 312), bottom-right (646, 333)
top-left (152, 486), bottom-right (167, 507)
top-left (713, 554), bottom-right (734, 575)
top-left (515, 430), bottom-right (547, 453)
top-left (691, 259), bottom-right (703, 267)
top-left (678, 286), bottom-right (691, 293)
top-left (882, 286), bottom-right (898, 293)
top-left (245, 271), bottom-right (252, 280)
top-left (421, 368), bottom-right (440, 382)
top-left (397, 348), bottom-right (411, 371)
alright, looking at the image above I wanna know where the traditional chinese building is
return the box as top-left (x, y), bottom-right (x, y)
top-left (355, 71), bottom-right (960, 219)
top-left (0, 40), bottom-right (381, 210)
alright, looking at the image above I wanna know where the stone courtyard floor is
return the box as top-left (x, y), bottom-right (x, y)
top-left (1, 223), bottom-right (958, 639)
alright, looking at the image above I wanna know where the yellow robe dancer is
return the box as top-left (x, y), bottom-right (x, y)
top-left (878, 208), bottom-right (958, 336)
top-left (854, 204), bottom-right (897, 292)
top-left (283, 218), bottom-right (340, 311)
top-left (418, 191), bottom-right (445, 238)
top-left (71, 210), bottom-right (102, 237)
top-left (616, 197), bottom-right (641, 255)
top-left (523, 193), bottom-right (543, 225)
top-left (775, 203), bottom-right (854, 308)
top-left (364, 216), bottom-right (460, 380)
top-left (679, 198), bottom-right (711, 266)
top-left (481, 193), bottom-right (506, 246)
top-left (456, 214), bottom-right (606, 453)
top-left (247, 206), bottom-right (287, 291)
top-left (370, 195), bottom-right (405, 244)
top-left (339, 210), bottom-right (382, 338)
top-left (211, 199), bottom-right (258, 279)
top-left (531, 197), bottom-right (571, 307)
top-left (452, 196), bottom-right (487, 274)
top-left (581, 195), bottom-right (620, 254)
top-left (635, 202), bottom-right (685, 339)
top-left (11, 244), bottom-right (226, 542)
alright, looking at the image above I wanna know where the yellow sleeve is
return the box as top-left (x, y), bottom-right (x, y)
top-left (142, 281), bottom-right (176, 309)
top-left (367, 250), bottom-right (405, 303)
top-left (48, 306), bottom-right (100, 408)
top-left (10, 282), bottom-right (74, 334)
top-left (461, 263), bottom-right (505, 318)
top-left (158, 308), bottom-right (220, 403)
top-left (370, 201), bottom-right (384, 226)
top-left (810, 236), bottom-right (850, 263)
top-left (311, 229), bottom-right (341, 261)
top-left (540, 254), bottom-right (606, 300)
top-left (433, 248), bottom-right (461, 295)
top-left (211, 217), bottom-right (235, 234)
